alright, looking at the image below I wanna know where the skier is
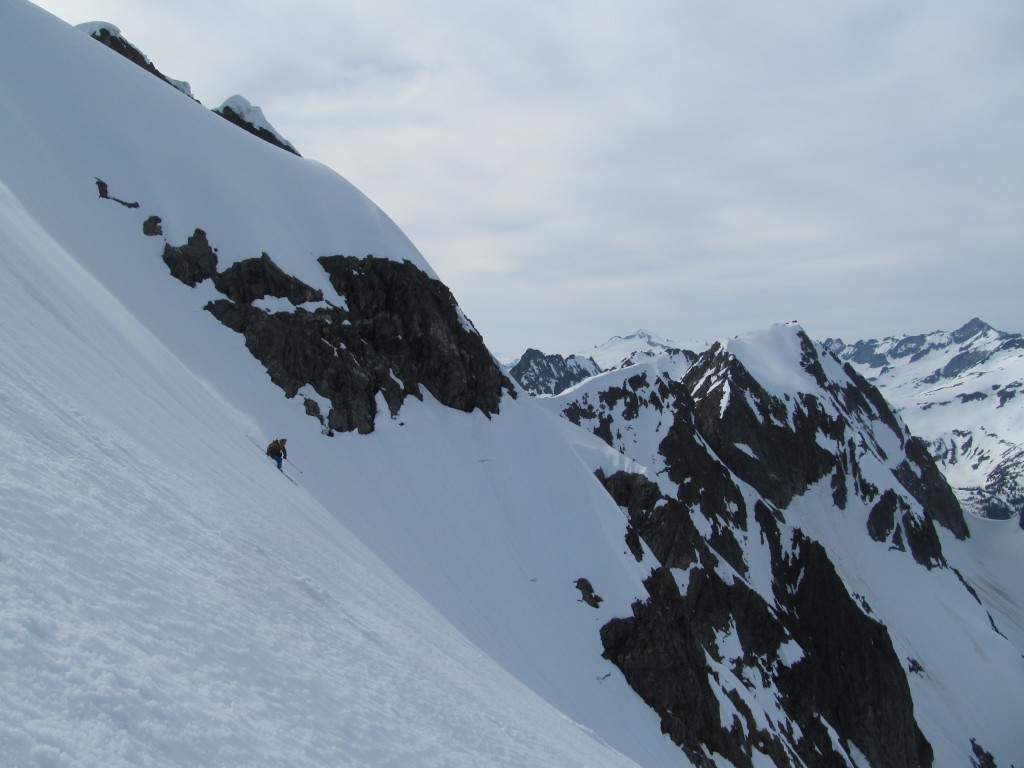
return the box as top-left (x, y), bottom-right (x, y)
top-left (266, 438), bottom-right (288, 470)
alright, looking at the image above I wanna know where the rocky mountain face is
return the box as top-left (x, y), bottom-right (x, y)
top-left (81, 12), bottom-right (510, 438)
top-left (824, 319), bottom-right (1024, 523)
top-left (508, 349), bottom-right (601, 395)
top-left (543, 323), bottom-right (1013, 767)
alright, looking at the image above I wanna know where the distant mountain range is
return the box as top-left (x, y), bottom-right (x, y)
top-left (512, 319), bottom-right (1023, 522)
top-left (824, 319), bottom-right (1023, 520)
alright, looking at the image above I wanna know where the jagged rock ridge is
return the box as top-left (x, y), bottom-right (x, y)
top-left (509, 348), bottom-right (601, 395)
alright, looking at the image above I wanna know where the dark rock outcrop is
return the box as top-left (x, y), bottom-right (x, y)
top-left (162, 228), bottom-right (218, 287)
top-left (203, 252), bottom-right (513, 434)
top-left (599, 461), bottom-right (934, 768)
top-left (82, 23), bottom-right (193, 98)
top-left (95, 177), bottom-right (139, 209)
top-left (601, 568), bottom-right (740, 768)
top-left (574, 578), bottom-right (603, 608)
top-left (683, 336), bottom-right (842, 510)
top-left (142, 215), bottom-right (163, 236)
top-left (893, 437), bottom-right (969, 540)
top-left (774, 533), bottom-right (933, 768)
top-left (214, 101), bottom-right (301, 156)
top-left (510, 348), bottom-right (600, 395)
top-left (212, 253), bottom-right (322, 306)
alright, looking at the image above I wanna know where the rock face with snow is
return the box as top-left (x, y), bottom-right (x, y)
top-left (79, 22), bottom-right (300, 155)
top-left (546, 323), bottom-right (1016, 767)
top-left (214, 95), bottom-right (301, 156)
top-left (77, 21), bottom-right (193, 97)
top-left (824, 319), bottom-right (1024, 522)
top-left (509, 348), bottom-right (601, 395)
top-left (150, 218), bottom-right (515, 434)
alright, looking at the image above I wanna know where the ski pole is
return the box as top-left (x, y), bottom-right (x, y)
top-left (286, 457), bottom-right (304, 475)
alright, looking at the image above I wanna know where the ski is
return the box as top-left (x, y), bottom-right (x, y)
top-left (247, 434), bottom-right (299, 485)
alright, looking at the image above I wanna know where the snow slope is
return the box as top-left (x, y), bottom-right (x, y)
top-left (0, 3), bottom-right (686, 765)
top-left (0, 172), bottom-right (670, 766)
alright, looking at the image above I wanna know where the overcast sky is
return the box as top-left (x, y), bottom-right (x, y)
top-left (33, 0), bottom-right (1024, 358)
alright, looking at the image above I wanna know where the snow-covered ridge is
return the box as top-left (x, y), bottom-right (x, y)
top-left (75, 20), bottom-right (194, 97)
top-left (75, 18), bottom-right (303, 155)
top-left (510, 329), bottom-right (708, 397)
top-left (586, 328), bottom-right (709, 372)
top-left (215, 95), bottom-right (301, 156)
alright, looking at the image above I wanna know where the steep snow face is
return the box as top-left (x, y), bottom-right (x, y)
top-left (725, 323), bottom-right (831, 401)
top-left (825, 319), bottom-right (1024, 520)
top-left (0, 180), bottom-right (650, 768)
top-left (0, 3), bottom-right (687, 766)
